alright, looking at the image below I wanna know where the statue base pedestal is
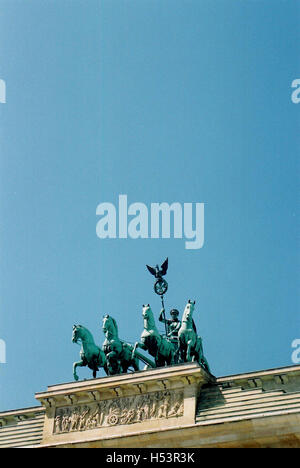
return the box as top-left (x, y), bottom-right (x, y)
top-left (35, 363), bottom-right (214, 448)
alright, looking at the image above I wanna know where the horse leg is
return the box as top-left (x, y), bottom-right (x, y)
top-left (106, 351), bottom-right (120, 375)
top-left (176, 346), bottom-right (181, 363)
top-left (186, 340), bottom-right (192, 362)
top-left (190, 340), bottom-right (197, 362)
top-left (179, 338), bottom-right (186, 363)
top-left (132, 358), bottom-right (139, 372)
top-left (156, 354), bottom-right (165, 368)
top-left (172, 340), bottom-right (179, 365)
top-left (195, 338), bottom-right (210, 372)
top-left (131, 341), bottom-right (146, 360)
top-left (168, 352), bottom-right (174, 366)
top-left (73, 360), bottom-right (85, 381)
top-left (166, 345), bottom-right (175, 366)
top-left (131, 342), bottom-right (138, 360)
top-left (103, 362), bottom-right (109, 376)
top-left (91, 354), bottom-right (100, 378)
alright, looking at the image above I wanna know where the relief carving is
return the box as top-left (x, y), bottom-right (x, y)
top-left (54, 390), bottom-right (183, 434)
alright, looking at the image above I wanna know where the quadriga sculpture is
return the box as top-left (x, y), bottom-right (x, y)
top-left (178, 300), bottom-right (210, 372)
top-left (72, 325), bottom-right (108, 381)
top-left (132, 304), bottom-right (176, 367)
top-left (72, 300), bottom-right (211, 381)
top-left (102, 314), bottom-right (155, 375)
top-left (72, 317), bottom-right (156, 381)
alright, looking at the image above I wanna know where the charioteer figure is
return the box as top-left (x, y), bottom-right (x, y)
top-left (159, 308), bottom-right (181, 363)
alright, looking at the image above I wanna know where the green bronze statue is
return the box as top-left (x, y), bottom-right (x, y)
top-left (72, 325), bottom-right (108, 381)
top-left (102, 315), bottom-right (155, 375)
top-left (132, 304), bottom-right (176, 367)
top-left (146, 258), bottom-right (169, 296)
top-left (178, 300), bottom-right (210, 372)
top-left (71, 259), bottom-right (212, 381)
top-left (159, 308), bottom-right (181, 363)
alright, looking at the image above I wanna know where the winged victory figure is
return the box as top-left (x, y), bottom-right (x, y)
top-left (146, 258), bottom-right (168, 280)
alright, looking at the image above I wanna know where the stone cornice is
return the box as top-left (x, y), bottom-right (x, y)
top-left (35, 363), bottom-right (214, 408)
top-left (216, 365), bottom-right (300, 388)
top-left (0, 406), bottom-right (44, 427)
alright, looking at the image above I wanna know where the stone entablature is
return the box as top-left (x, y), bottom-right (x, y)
top-left (1, 364), bottom-right (299, 448)
top-left (35, 363), bottom-right (213, 446)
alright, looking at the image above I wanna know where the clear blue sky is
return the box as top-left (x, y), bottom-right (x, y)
top-left (0, 0), bottom-right (299, 411)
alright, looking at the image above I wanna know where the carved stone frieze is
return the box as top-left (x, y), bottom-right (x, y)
top-left (53, 390), bottom-right (184, 434)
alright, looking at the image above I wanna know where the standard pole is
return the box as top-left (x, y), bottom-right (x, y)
top-left (161, 295), bottom-right (168, 337)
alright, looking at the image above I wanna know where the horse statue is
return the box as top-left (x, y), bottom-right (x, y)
top-left (178, 300), bottom-right (210, 372)
top-left (72, 325), bottom-right (107, 381)
top-left (132, 304), bottom-right (176, 368)
top-left (102, 315), bottom-right (155, 375)
top-left (102, 315), bottom-right (139, 375)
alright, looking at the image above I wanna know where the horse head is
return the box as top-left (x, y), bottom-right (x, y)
top-left (102, 315), bottom-right (119, 338)
top-left (142, 304), bottom-right (158, 332)
top-left (182, 299), bottom-right (196, 323)
top-left (72, 324), bottom-right (94, 345)
top-left (142, 304), bottom-right (152, 319)
top-left (72, 324), bottom-right (83, 344)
